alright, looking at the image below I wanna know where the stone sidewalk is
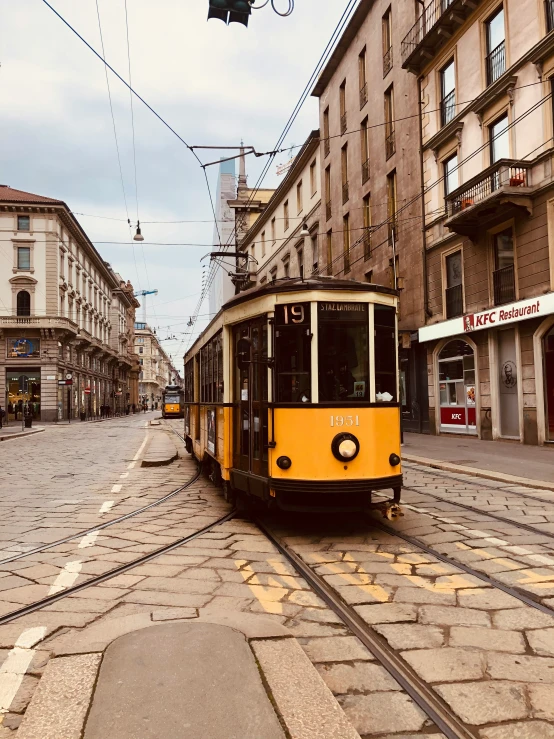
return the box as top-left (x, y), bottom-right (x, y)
top-left (403, 432), bottom-right (554, 488)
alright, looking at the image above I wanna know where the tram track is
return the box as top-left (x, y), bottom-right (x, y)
top-left (256, 517), bottom-right (476, 739)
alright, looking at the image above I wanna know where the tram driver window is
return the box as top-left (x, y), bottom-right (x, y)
top-left (318, 302), bottom-right (369, 401)
top-left (374, 305), bottom-right (397, 402)
top-left (275, 302), bottom-right (311, 403)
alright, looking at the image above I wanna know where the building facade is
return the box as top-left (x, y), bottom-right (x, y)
top-left (0, 185), bottom-right (140, 422)
top-left (411, 0), bottom-right (554, 445)
top-left (237, 131), bottom-right (321, 285)
top-left (135, 322), bottom-right (181, 408)
top-left (311, 0), bottom-right (430, 434)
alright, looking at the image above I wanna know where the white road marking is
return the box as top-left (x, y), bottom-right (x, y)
top-left (78, 531), bottom-right (99, 549)
top-left (484, 537), bottom-right (509, 546)
top-left (120, 472), bottom-right (129, 479)
top-left (528, 554), bottom-right (554, 566)
top-left (111, 484), bottom-right (122, 494)
top-left (127, 461), bottom-right (136, 470)
top-left (99, 501), bottom-right (114, 514)
top-left (504, 546), bottom-right (533, 555)
top-left (133, 433), bottom-right (149, 461)
top-left (0, 627), bottom-right (47, 714)
top-left (48, 560), bottom-right (82, 595)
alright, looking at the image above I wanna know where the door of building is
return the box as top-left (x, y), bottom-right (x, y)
top-left (544, 326), bottom-right (554, 442)
top-left (438, 340), bottom-right (477, 434)
top-left (498, 328), bottom-right (519, 438)
top-left (233, 318), bottom-right (269, 477)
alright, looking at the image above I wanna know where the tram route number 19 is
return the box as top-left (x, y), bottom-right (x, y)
top-left (330, 415), bottom-right (359, 427)
top-left (282, 304), bottom-right (305, 324)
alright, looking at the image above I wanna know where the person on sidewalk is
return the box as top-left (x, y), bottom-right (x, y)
top-left (0, 405), bottom-right (4, 429)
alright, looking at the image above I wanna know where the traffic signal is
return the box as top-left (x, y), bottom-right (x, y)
top-left (208, 0), bottom-right (252, 27)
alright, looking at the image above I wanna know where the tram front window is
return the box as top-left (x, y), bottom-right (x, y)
top-left (375, 305), bottom-right (397, 402)
top-left (275, 302), bottom-right (311, 403)
top-left (318, 302), bottom-right (369, 401)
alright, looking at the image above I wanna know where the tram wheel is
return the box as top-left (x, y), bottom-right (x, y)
top-left (222, 480), bottom-right (236, 505)
top-left (184, 437), bottom-right (193, 455)
top-left (209, 459), bottom-right (222, 488)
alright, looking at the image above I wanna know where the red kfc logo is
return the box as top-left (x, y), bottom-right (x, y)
top-left (463, 314), bottom-right (474, 332)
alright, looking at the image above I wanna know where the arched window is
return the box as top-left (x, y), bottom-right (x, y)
top-left (16, 290), bottom-right (31, 316)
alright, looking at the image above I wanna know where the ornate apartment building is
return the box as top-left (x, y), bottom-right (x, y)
top-left (411, 0), bottom-right (554, 444)
top-left (0, 185), bottom-right (140, 422)
top-left (135, 322), bottom-right (181, 407)
top-left (238, 131), bottom-right (321, 285)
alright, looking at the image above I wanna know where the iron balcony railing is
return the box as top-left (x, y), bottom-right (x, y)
top-left (446, 159), bottom-right (529, 217)
top-left (383, 46), bottom-right (393, 77)
top-left (362, 158), bottom-right (370, 184)
top-left (340, 113), bottom-right (347, 135)
top-left (445, 284), bottom-right (463, 318)
top-left (342, 181), bottom-right (349, 204)
top-left (385, 130), bottom-right (396, 160)
top-left (359, 82), bottom-right (368, 109)
top-left (363, 228), bottom-right (371, 261)
top-left (326, 199), bottom-right (332, 221)
top-left (486, 40), bottom-right (506, 86)
top-left (401, 0), bottom-right (456, 65)
top-left (547, 0), bottom-right (554, 32)
top-left (441, 89), bottom-right (456, 127)
top-left (493, 264), bottom-right (516, 306)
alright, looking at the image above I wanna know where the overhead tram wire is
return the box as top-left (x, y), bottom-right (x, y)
top-left (40, 0), bottom-right (222, 249)
top-left (183, 0), bottom-right (360, 353)
top-left (94, 0), bottom-right (140, 289)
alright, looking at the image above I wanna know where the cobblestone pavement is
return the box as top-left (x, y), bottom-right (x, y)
top-left (1, 423), bottom-right (554, 738)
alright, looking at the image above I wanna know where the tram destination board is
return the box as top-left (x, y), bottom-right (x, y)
top-left (275, 302), bottom-right (310, 327)
top-left (319, 302), bottom-right (368, 321)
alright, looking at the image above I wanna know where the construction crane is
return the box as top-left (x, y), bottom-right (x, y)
top-left (134, 289), bottom-right (158, 324)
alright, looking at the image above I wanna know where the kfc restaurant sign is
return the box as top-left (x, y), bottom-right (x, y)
top-left (419, 292), bottom-right (554, 343)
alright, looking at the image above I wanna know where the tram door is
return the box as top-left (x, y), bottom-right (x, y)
top-left (233, 318), bottom-right (269, 477)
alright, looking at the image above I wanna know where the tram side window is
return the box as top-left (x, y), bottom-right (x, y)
top-left (318, 302), bottom-right (369, 401)
top-left (275, 302), bottom-right (311, 403)
top-left (200, 332), bottom-right (224, 403)
top-left (184, 359), bottom-right (194, 402)
top-left (374, 305), bottom-right (397, 402)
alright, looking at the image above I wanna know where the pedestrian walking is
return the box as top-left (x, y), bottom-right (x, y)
top-left (0, 405), bottom-right (4, 429)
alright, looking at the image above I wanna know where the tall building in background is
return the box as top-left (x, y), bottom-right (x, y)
top-left (208, 158), bottom-right (238, 317)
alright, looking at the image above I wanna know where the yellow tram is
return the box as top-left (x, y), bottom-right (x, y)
top-left (183, 276), bottom-right (402, 515)
top-left (162, 385), bottom-right (184, 419)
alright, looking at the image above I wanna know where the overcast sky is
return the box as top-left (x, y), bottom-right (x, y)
top-left (1, 0), bottom-right (346, 365)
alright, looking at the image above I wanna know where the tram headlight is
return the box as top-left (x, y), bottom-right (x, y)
top-left (276, 456), bottom-right (292, 470)
top-left (331, 433), bottom-right (360, 462)
top-left (389, 453), bottom-right (401, 467)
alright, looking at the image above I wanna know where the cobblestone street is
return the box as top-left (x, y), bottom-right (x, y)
top-left (0, 420), bottom-right (552, 738)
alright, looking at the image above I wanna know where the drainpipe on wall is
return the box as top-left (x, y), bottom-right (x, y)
top-left (417, 74), bottom-right (432, 322)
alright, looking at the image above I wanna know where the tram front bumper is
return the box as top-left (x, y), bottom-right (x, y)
top-left (268, 475), bottom-right (403, 512)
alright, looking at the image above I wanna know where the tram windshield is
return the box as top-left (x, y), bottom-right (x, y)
top-left (275, 302), bottom-right (311, 403)
top-left (165, 394), bottom-right (180, 404)
top-left (318, 302), bottom-right (369, 401)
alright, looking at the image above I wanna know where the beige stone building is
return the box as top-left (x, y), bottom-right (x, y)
top-left (135, 322), bottom-right (181, 407)
top-left (0, 185), bottom-right (140, 421)
top-left (411, 0), bottom-right (554, 444)
top-left (237, 131), bottom-right (321, 285)
top-left (311, 0), bottom-right (430, 434)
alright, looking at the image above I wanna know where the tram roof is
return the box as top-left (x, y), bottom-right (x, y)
top-left (223, 275), bottom-right (398, 311)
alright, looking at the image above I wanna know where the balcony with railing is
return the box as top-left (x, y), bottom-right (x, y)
top-left (493, 264), bottom-right (516, 306)
top-left (0, 315), bottom-right (79, 332)
top-left (362, 158), bottom-right (370, 185)
top-left (486, 40), bottom-right (506, 86)
top-left (445, 284), bottom-right (463, 318)
top-left (340, 113), bottom-right (347, 135)
top-left (445, 159), bottom-right (532, 235)
top-left (385, 130), bottom-right (396, 160)
top-left (441, 89), bottom-right (456, 127)
top-left (547, 0), bottom-right (554, 32)
top-left (383, 46), bottom-right (393, 77)
top-left (342, 181), bottom-right (349, 205)
top-left (326, 200), bottom-right (332, 221)
top-left (401, 0), bottom-right (484, 73)
top-left (359, 83), bottom-right (368, 109)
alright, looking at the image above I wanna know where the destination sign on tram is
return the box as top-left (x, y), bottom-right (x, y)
top-left (319, 302), bottom-right (368, 321)
top-left (275, 302), bottom-right (310, 327)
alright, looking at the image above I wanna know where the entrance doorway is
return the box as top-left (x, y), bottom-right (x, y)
top-left (544, 326), bottom-right (554, 442)
top-left (233, 318), bottom-right (269, 478)
top-left (498, 328), bottom-right (519, 439)
top-left (5, 369), bottom-right (41, 421)
top-left (438, 339), bottom-right (477, 434)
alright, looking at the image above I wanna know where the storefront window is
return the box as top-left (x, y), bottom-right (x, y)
top-left (545, 327), bottom-right (554, 442)
top-left (7, 337), bottom-right (40, 358)
top-left (438, 340), bottom-right (476, 434)
top-left (318, 302), bottom-right (370, 402)
top-left (6, 370), bottom-right (41, 420)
